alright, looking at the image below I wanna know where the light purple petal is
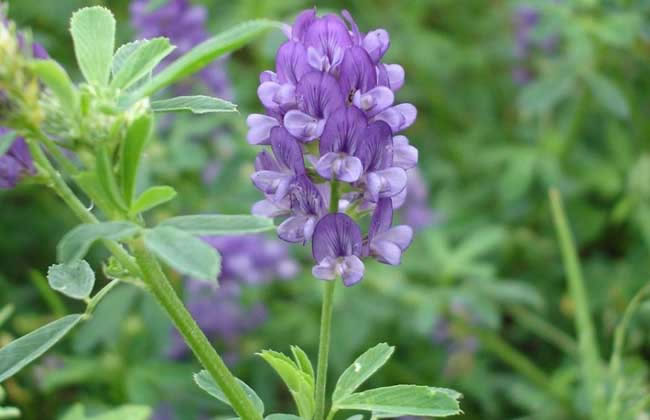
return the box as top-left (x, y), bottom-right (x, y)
top-left (365, 167), bottom-right (407, 201)
top-left (339, 46), bottom-right (376, 99)
top-left (304, 15), bottom-right (352, 68)
top-left (283, 110), bottom-right (325, 142)
top-left (377, 63), bottom-right (405, 91)
top-left (270, 126), bottom-right (305, 173)
top-left (391, 187), bottom-right (407, 209)
top-left (252, 199), bottom-right (289, 218)
top-left (378, 225), bottom-right (414, 250)
top-left (373, 103), bottom-right (417, 132)
top-left (340, 255), bottom-right (365, 286)
top-left (315, 152), bottom-right (363, 182)
top-left (362, 29), bottom-right (390, 63)
top-left (260, 70), bottom-right (278, 83)
top-left (291, 8), bottom-right (317, 41)
top-left (369, 198), bottom-right (393, 239)
top-left (353, 86), bottom-right (394, 117)
top-left (312, 213), bottom-right (362, 261)
top-left (312, 256), bottom-right (338, 280)
top-left (258, 82), bottom-right (296, 110)
top-left (370, 225), bottom-right (413, 265)
top-left (319, 106), bottom-right (367, 155)
top-left (246, 114), bottom-right (280, 145)
top-left (391, 135), bottom-right (418, 169)
top-left (278, 214), bottom-right (317, 243)
top-left (276, 41), bottom-right (310, 84)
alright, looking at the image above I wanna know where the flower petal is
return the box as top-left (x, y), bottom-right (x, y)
top-left (296, 71), bottom-right (345, 118)
top-left (291, 8), bottom-right (317, 42)
top-left (270, 127), bottom-right (305, 173)
top-left (283, 110), bottom-right (325, 142)
top-left (304, 14), bottom-right (352, 66)
top-left (358, 120), bottom-right (393, 171)
top-left (363, 29), bottom-right (390, 63)
top-left (315, 152), bottom-right (363, 182)
top-left (377, 63), bottom-right (405, 91)
top-left (312, 213), bottom-right (363, 262)
top-left (312, 256), bottom-right (338, 280)
top-left (246, 114), bottom-right (280, 145)
top-left (340, 255), bottom-right (365, 286)
top-left (339, 46), bottom-right (377, 99)
top-left (319, 106), bottom-right (367, 155)
top-left (252, 199), bottom-right (289, 218)
top-left (373, 103), bottom-right (417, 132)
top-left (278, 215), bottom-right (316, 243)
top-left (369, 198), bottom-right (393, 239)
top-left (391, 135), bottom-right (418, 169)
top-left (353, 86), bottom-right (394, 116)
top-left (276, 41), bottom-right (310, 84)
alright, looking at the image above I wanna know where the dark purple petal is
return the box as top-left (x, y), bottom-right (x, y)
top-left (291, 8), bottom-right (317, 42)
top-left (339, 46), bottom-right (376, 99)
top-left (359, 121), bottom-right (393, 171)
top-left (255, 150), bottom-right (280, 172)
top-left (312, 213), bottom-right (362, 261)
top-left (342, 10), bottom-right (363, 44)
top-left (369, 198), bottom-right (393, 240)
top-left (363, 29), bottom-right (390, 63)
top-left (270, 126), bottom-right (305, 173)
top-left (296, 71), bottom-right (345, 118)
top-left (276, 41), bottom-right (310, 85)
top-left (319, 106), bottom-right (367, 155)
top-left (289, 174), bottom-right (326, 217)
top-left (304, 14), bottom-right (352, 69)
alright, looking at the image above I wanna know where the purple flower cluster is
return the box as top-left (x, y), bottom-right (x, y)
top-left (130, 0), bottom-right (231, 97)
top-left (248, 9), bottom-right (418, 286)
top-left (168, 235), bottom-right (298, 359)
top-left (512, 5), bottom-right (559, 85)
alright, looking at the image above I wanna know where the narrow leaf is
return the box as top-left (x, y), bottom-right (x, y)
top-left (57, 222), bottom-right (141, 263)
top-left (70, 6), bottom-right (116, 85)
top-left (333, 343), bottom-right (395, 403)
top-left (120, 114), bottom-right (153, 203)
top-left (97, 145), bottom-right (128, 211)
top-left (335, 385), bottom-right (462, 417)
top-left (31, 60), bottom-right (78, 111)
top-left (151, 95), bottom-right (237, 114)
top-left (0, 130), bottom-right (17, 157)
top-left (47, 260), bottom-right (95, 300)
top-left (160, 215), bottom-right (274, 235)
top-left (111, 38), bottom-right (174, 90)
top-left (132, 19), bottom-right (279, 99)
top-left (265, 415), bottom-right (302, 420)
top-left (194, 370), bottom-right (264, 415)
top-left (518, 72), bottom-right (574, 117)
top-left (74, 171), bottom-right (122, 216)
top-left (584, 72), bottom-right (629, 119)
top-left (129, 186), bottom-right (177, 215)
top-left (0, 314), bottom-right (84, 382)
top-left (291, 346), bottom-right (314, 383)
top-left (144, 226), bottom-right (220, 281)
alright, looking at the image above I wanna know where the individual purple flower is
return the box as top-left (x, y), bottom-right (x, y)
top-left (248, 8), bottom-right (417, 286)
top-left (312, 213), bottom-right (365, 286)
top-left (130, 0), bottom-right (231, 97)
top-left (0, 130), bottom-right (35, 189)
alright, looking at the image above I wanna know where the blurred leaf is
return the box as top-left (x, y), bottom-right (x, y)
top-left (592, 13), bottom-right (641, 47)
top-left (333, 343), bottom-right (395, 403)
top-left (129, 186), bottom-right (177, 216)
top-left (59, 403), bottom-right (151, 420)
top-left (57, 222), bottom-right (141, 263)
top-left (584, 72), bottom-right (629, 119)
top-left (159, 214), bottom-right (275, 235)
top-left (0, 130), bottom-right (17, 157)
top-left (70, 6), bottom-right (115, 85)
top-left (0, 314), bottom-right (84, 382)
top-left (518, 72), bottom-right (574, 117)
top-left (31, 60), bottom-right (77, 111)
top-left (47, 259), bottom-right (95, 300)
top-left (111, 38), bottom-right (174, 90)
top-left (0, 407), bottom-right (20, 419)
top-left (193, 370), bottom-right (264, 415)
top-left (265, 415), bottom-right (302, 420)
top-left (334, 385), bottom-right (462, 417)
top-left (143, 226), bottom-right (221, 281)
top-left (475, 280), bottom-right (544, 309)
top-left (0, 305), bottom-right (14, 329)
top-left (151, 95), bottom-right (237, 114)
top-left (120, 113), bottom-right (153, 203)
top-left (258, 349), bottom-right (315, 419)
top-left (132, 19), bottom-right (279, 99)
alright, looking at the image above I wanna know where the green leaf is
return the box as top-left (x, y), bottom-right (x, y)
top-left (120, 114), bottom-right (153, 203)
top-left (518, 71), bottom-right (574, 117)
top-left (132, 19), bottom-right (279, 99)
top-left (144, 226), bottom-right (221, 281)
top-left (291, 345), bottom-right (314, 382)
top-left (0, 406), bottom-right (20, 419)
top-left (111, 38), bottom-right (174, 90)
top-left (0, 305), bottom-right (14, 329)
top-left (97, 145), bottom-right (128, 211)
top-left (60, 403), bottom-right (151, 420)
top-left (333, 343), bottom-right (395, 403)
top-left (31, 60), bottom-right (78, 111)
top-left (335, 385), bottom-right (462, 417)
top-left (74, 171), bottom-right (121, 216)
top-left (70, 6), bottom-right (116, 86)
top-left (151, 95), bottom-right (237, 114)
top-left (129, 186), bottom-right (177, 216)
top-left (0, 130), bottom-right (17, 157)
top-left (265, 415), bottom-right (302, 420)
top-left (193, 370), bottom-right (264, 415)
top-left (0, 314), bottom-right (84, 382)
top-left (47, 260), bottom-right (95, 300)
top-left (160, 215), bottom-right (275, 235)
top-left (57, 222), bottom-right (141, 263)
top-left (258, 350), bottom-right (315, 420)
top-left (584, 72), bottom-right (629, 119)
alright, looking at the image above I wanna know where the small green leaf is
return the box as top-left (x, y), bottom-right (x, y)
top-left (0, 314), bottom-right (84, 382)
top-left (132, 19), bottom-right (279, 99)
top-left (70, 6), bottom-right (116, 86)
top-left (258, 350), bottom-right (315, 420)
top-left (57, 222), bottom-right (141, 263)
top-left (0, 406), bottom-right (20, 419)
top-left (120, 114), bottom-right (153, 203)
top-left (111, 38), bottom-right (174, 90)
top-left (335, 385), bottom-right (462, 417)
top-left (194, 370), bottom-right (264, 415)
top-left (0, 130), bottom-right (17, 157)
top-left (265, 415), bottom-right (302, 420)
top-left (144, 226), bottom-right (220, 281)
top-left (129, 186), bottom-right (177, 215)
top-left (291, 345), bottom-right (314, 383)
top-left (160, 215), bottom-right (274, 235)
top-left (333, 343), bottom-right (395, 403)
top-left (518, 71), bottom-right (574, 117)
top-left (97, 145), bottom-right (128, 211)
top-left (151, 95), bottom-right (237, 114)
top-left (584, 72), bottom-right (629, 119)
top-left (47, 260), bottom-right (95, 300)
top-left (30, 60), bottom-right (78, 111)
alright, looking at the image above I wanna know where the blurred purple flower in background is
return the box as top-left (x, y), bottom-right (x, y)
top-left (512, 4), bottom-right (560, 85)
top-left (130, 0), bottom-right (231, 98)
top-left (0, 132), bottom-right (35, 189)
top-left (248, 8), bottom-right (419, 285)
top-left (401, 169), bottom-right (441, 231)
top-left (432, 299), bottom-right (480, 378)
top-left (168, 235), bottom-right (298, 360)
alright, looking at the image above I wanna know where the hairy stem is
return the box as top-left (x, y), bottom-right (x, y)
top-left (314, 181), bottom-right (340, 420)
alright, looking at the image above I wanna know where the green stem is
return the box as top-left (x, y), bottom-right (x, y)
top-left (508, 305), bottom-right (578, 356)
top-left (131, 239), bottom-right (262, 420)
top-left (28, 269), bottom-right (66, 318)
top-left (314, 181), bottom-right (340, 420)
top-left (607, 281), bottom-right (650, 418)
top-left (27, 137), bottom-right (262, 420)
top-left (85, 278), bottom-right (121, 315)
